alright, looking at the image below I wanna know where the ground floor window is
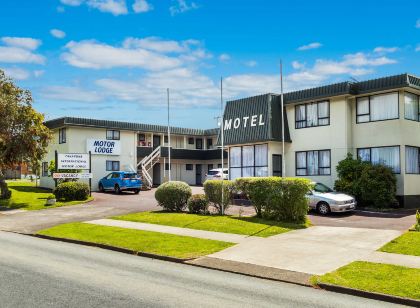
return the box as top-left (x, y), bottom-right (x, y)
top-left (296, 150), bottom-right (331, 176)
top-left (186, 164), bottom-right (193, 171)
top-left (106, 160), bottom-right (120, 171)
top-left (405, 146), bottom-right (420, 174)
top-left (165, 163), bottom-right (171, 170)
top-left (229, 144), bottom-right (268, 180)
top-left (42, 162), bottom-right (49, 176)
top-left (272, 155), bottom-right (282, 177)
top-left (357, 146), bottom-right (400, 173)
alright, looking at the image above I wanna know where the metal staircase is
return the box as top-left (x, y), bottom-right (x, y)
top-left (137, 146), bottom-right (161, 189)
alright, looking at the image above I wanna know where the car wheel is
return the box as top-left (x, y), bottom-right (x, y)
top-left (114, 185), bottom-right (121, 194)
top-left (99, 184), bottom-right (104, 193)
top-left (134, 189), bottom-right (140, 194)
top-left (317, 202), bottom-right (331, 215)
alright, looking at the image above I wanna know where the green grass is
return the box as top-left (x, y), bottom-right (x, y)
top-left (0, 181), bottom-right (93, 211)
top-left (312, 261), bottom-right (420, 300)
top-left (37, 222), bottom-right (234, 259)
top-left (113, 211), bottom-right (309, 237)
top-left (379, 231), bottom-right (420, 256)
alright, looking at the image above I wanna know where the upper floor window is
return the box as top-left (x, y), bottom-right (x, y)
top-left (296, 150), bottom-right (331, 176)
top-left (356, 92), bottom-right (399, 123)
top-left (295, 101), bottom-right (329, 129)
top-left (406, 146), bottom-right (420, 174)
top-left (404, 92), bottom-right (420, 121)
top-left (188, 137), bottom-right (194, 145)
top-left (106, 130), bottom-right (120, 140)
top-left (59, 128), bottom-right (66, 144)
top-left (196, 138), bottom-right (203, 149)
top-left (357, 146), bottom-right (400, 173)
top-left (207, 138), bottom-right (213, 149)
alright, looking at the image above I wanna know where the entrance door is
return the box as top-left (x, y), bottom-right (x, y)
top-left (153, 163), bottom-right (161, 186)
top-left (195, 164), bottom-right (202, 185)
top-left (153, 135), bottom-right (161, 148)
top-left (272, 154), bottom-right (282, 177)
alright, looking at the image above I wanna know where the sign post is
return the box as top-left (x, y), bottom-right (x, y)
top-left (54, 152), bottom-right (92, 194)
top-left (89, 151), bottom-right (92, 196)
top-left (54, 150), bottom-right (58, 188)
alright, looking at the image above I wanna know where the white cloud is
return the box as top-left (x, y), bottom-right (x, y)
top-left (297, 42), bottom-right (322, 51)
top-left (169, 0), bottom-right (198, 16)
top-left (0, 46), bottom-right (45, 64)
top-left (291, 61), bottom-right (304, 69)
top-left (416, 19), bottom-right (420, 28)
top-left (2, 67), bottom-right (30, 80)
top-left (61, 40), bottom-right (182, 70)
top-left (123, 37), bottom-right (186, 53)
top-left (50, 29), bottom-right (66, 39)
top-left (60, 0), bottom-right (83, 6)
top-left (244, 60), bottom-right (257, 67)
top-left (86, 0), bottom-right (128, 15)
top-left (219, 53), bottom-right (230, 62)
top-left (41, 85), bottom-right (103, 102)
top-left (1, 37), bottom-right (41, 50)
top-left (373, 46), bottom-right (399, 54)
top-left (132, 0), bottom-right (153, 13)
top-left (34, 70), bottom-right (45, 77)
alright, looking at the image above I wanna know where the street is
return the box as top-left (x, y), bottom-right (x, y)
top-left (0, 231), bottom-right (402, 308)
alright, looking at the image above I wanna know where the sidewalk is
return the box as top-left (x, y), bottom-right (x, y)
top-left (361, 251), bottom-right (420, 269)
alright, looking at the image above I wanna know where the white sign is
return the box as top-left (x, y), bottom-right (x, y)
top-left (224, 114), bottom-right (265, 130)
top-left (57, 153), bottom-right (90, 170)
top-left (53, 173), bottom-right (93, 179)
top-left (87, 139), bottom-right (121, 156)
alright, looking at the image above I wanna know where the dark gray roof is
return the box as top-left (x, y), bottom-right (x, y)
top-left (45, 117), bottom-right (219, 136)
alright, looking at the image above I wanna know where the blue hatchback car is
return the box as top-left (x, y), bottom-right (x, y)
top-left (98, 172), bottom-right (142, 194)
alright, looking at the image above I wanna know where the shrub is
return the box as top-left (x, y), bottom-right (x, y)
top-left (203, 180), bottom-right (234, 214)
top-left (187, 194), bottom-right (209, 214)
top-left (155, 181), bottom-right (192, 212)
top-left (47, 194), bottom-right (56, 200)
top-left (334, 153), bottom-right (368, 200)
top-left (414, 210), bottom-right (420, 232)
top-left (54, 182), bottom-right (90, 201)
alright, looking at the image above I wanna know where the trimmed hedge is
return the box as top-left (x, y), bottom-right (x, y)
top-left (54, 182), bottom-right (90, 201)
top-left (155, 181), bottom-right (192, 212)
top-left (235, 177), bottom-right (312, 223)
top-left (203, 180), bottom-right (234, 214)
top-left (187, 194), bottom-right (209, 214)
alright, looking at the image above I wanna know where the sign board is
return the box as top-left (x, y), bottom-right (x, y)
top-left (87, 139), bottom-right (121, 156)
top-left (57, 153), bottom-right (90, 170)
top-left (53, 173), bottom-right (93, 179)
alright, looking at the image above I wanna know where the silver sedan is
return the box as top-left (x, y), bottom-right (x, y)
top-left (307, 182), bottom-right (356, 215)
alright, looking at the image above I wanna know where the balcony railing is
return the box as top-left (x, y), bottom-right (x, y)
top-left (137, 146), bottom-right (227, 160)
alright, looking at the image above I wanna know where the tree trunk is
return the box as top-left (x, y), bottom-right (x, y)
top-left (0, 170), bottom-right (11, 199)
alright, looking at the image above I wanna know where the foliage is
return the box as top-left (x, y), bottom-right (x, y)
top-left (54, 182), bottom-right (90, 201)
top-left (203, 180), bottom-right (235, 214)
top-left (334, 153), bottom-right (397, 208)
top-left (47, 194), bottom-right (56, 200)
top-left (154, 181), bottom-right (192, 212)
top-left (48, 160), bottom-right (80, 183)
top-left (187, 194), bottom-right (209, 214)
top-left (235, 177), bottom-right (273, 217)
top-left (415, 210), bottom-right (420, 232)
top-left (0, 70), bottom-right (51, 199)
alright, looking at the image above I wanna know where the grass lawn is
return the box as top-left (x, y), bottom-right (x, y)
top-left (37, 222), bottom-right (234, 259)
top-left (379, 231), bottom-right (420, 256)
top-left (313, 261), bottom-right (420, 300)
top-left (0, 181), bottom-right (93, 211)
top-left (113, 211), bottom-right (309, 237)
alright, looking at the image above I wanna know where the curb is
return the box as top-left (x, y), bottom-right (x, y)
top-left (31, 234), bottom-right (192, 263)
top-left (318, 283), bottom-right (420, 307)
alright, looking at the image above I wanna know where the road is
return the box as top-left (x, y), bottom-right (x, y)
top-left (0, 231), bottom-right (403, 308)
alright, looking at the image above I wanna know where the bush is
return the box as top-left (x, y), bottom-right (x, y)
top-left (414, 210), bottom-right (420, 232)
top-left (187, 194), bottom-right (209, 214)
top-left (47, 194), bottom-right (56, 200)
top-left (155, 181), bottom-right (192, 212)
top-left (236, 177), bottom-right (311, 223)
top-left (334, 153), bottom-right (398, 208)
top-left (54, 182), bottom-right (90, 201)
top-left (203, 180), bottom-right (234, 214)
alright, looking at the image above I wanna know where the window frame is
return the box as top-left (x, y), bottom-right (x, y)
top-left (403, 91), bottom-right (420, 122)
top-left (229, 143), bottom-right (268, 178)
top-left (356, 91), bottom-right (400, 124)
top-left (294, 100), bottom-right (330, 129)
top-left (165, 163), bottom-right (171, 171)
top-left (58, 128), bottom-right (66, 144)
top-left (106, 160), bottom-right (120, 171)
top-left (188, 137), bottom-right (194, 145)
top-left (295, 149), bottom-right (331, 176)
top-left (405, 145), bottom-right (420, 174)
top-left (106, 130), bottom-right (120, 140)
top-left (186, 164), bottom-right (193, 171)
top-left (357, 145), bottom-right (401, 174)
top-left (196, 138), bottom-right (203, 149)
top-left (272, 154), bottom-right (282, 177)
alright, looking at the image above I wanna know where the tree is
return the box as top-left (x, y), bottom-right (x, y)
top-left (0, 70), bottom-right (51, 199)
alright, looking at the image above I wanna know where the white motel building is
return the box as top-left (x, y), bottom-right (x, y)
top-left (40, 73), bottom-right (420, 208)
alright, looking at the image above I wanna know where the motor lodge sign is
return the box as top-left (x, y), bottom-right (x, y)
top-left (87, 139), bottom-right (121, 155)
top-left (224, 114), bottom-right (265, 130)
top-left (57, 153), bottom-right (90, 170)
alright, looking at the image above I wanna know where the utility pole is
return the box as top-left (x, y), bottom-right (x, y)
top-left (280, 61), bottom-right (286, 177)
top-left (167, 88), bottom-right (171, 181)
top-left (220, 77), bottom-right (224, 215)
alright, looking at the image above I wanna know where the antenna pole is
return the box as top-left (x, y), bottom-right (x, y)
top-left (280, 61), bottom-right (286, 177)
top-left (167, 88), bottom-right (171, 181)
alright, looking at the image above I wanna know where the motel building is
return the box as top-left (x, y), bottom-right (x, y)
top-left (40, 73), bottom-right (420, 207)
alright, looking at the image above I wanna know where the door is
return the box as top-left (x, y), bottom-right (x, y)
top-left (153, 163), bottom-right (161, 186)
top-left (272, 154), bottom-right (282, 177)
top-left (196, 138), bottom-right (203, 149)
top-left (195, 164), bottom-right (202, 185)
top-left (153, 135), bottom-right (161, 148)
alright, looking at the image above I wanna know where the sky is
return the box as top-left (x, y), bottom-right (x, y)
top-left (0, 0), bottom-right (419, 129)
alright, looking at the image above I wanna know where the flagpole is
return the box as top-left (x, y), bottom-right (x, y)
top-left (280, 61), bottom-right (285, 177)
top-left (167, 88), bottom-right (171, 181)
top-left (220, 77), bottom-right (224, 215)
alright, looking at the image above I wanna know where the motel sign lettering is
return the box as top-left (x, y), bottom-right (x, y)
top-left (224, 114), bottom-right (265, 130)
top-left (87, 139), bottom-right (121, 156)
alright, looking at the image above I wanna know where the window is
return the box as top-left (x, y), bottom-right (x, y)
top-left (164, 135), bottom-right (168, 143)
top-left (229, 144), bottom-right (268, 180)
top-left (357, 92), bottom-right (399, 123)
top-left (59, 128), bottom-right (66, 144)
top-left (217, 164), bottom-right (222, 168)
top-left (207, 138), bottom-right (213, 149)
top-left (106, 160), bottom-right (120, 171)
top-left (272, 155), bottom-right (282, 177)
top-left (357, 146), bottom-right (400, 173)
top-left (296, 150), bottom-right (331, 176)
top-left (42, 162), bottom-right (49, 176)
top-left (404, 92), bottom-right (420, 121)
top-left (106, 130), bottom-right (120, 140)
top-left (186, 164), bottom-right (193, 171)
top-left (295, 101), bottom-right (330, 129)
top-left (314, 183), bottom-right (333, 193)
top-left (188, 137), bottom-right (194, 145)
top-left (207, 164), bottom-right (213, 172)
top-left (406, 146), bottom-right (420, 174)
top-left (196, 138), bottom-right (203, 149)
top-left (165, 163), bottom-right (171, 170)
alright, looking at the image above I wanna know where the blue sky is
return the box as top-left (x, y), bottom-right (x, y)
top-left (0, 0), bottom-right (419, 128)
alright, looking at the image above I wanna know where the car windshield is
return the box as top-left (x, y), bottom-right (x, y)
top-left (313, 183), bottom-right (334, 193)
top-left (123, 173), bottom-right (137, 179)
top-left (208, 170), bottom-right (220, 175)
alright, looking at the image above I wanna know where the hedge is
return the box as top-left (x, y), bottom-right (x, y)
top-left (54, 182), bottom-right (90, 201)
top-left (187, 194), bottom-right (209, 214)
top-left (203, 180), bottom-right (234, 214)
top-left (155, 181), bottom-right (192, 212)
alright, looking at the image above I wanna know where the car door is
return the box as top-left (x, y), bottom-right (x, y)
top-left (110, 173), bottom-right (120, 188)
top-left (102, 173), bottom-right (113, 189)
